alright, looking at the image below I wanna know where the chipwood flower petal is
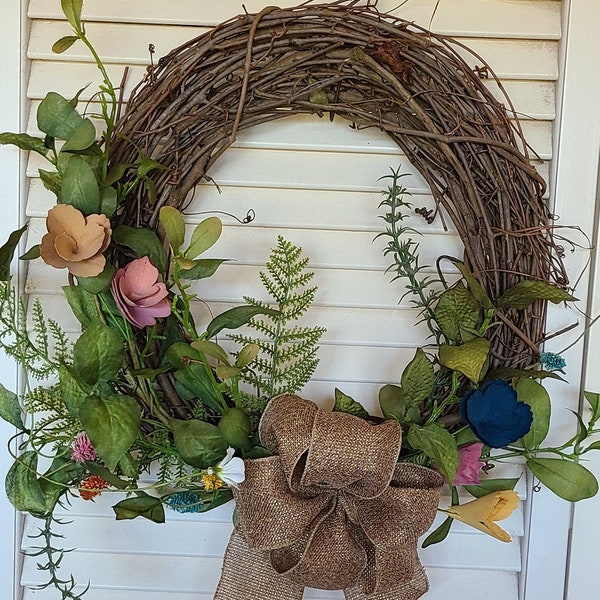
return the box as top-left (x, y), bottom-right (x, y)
top-left (112, 256), bottom-right (171, 328)
top-left (40, 204), bottom-right (111, 277)
top-left (440, 490), bottom-right (519, 542)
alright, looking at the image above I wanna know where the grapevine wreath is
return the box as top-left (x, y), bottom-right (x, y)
top-left (2, 1), bottom-right (598, 600)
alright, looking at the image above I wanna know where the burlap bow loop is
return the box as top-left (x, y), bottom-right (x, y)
top-left (215, 395), bottom-right (445, 600)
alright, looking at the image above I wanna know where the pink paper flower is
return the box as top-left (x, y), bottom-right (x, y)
top-left (71, 432), bottom-right (97, 463)
top-left (453, 442), bottom-right (485, 486)
top-left (112, 256), bottom-right (171, 328)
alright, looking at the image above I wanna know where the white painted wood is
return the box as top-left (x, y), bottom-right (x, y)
top-left (9, 1), bottom-right (587, 599)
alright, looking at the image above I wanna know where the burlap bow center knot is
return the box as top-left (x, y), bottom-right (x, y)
top-left (215, 394), bottom-right (444, 600)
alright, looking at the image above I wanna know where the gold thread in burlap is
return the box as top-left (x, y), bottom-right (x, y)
top-left (214, 394), bottom-right (444, 600)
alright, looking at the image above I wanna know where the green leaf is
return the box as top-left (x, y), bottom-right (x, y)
top-left (39, 169), bottom-right (62, 196)
top-left (99, 186), bottom-right (118, 218)
top-left (463, 477), bottom-right (520, 498)
top-left (62, 284), bottom-right (100, 327)
top-left (76, 263), bottom-right (116, 294)
top-left (584, 391), bottom-right (600, 428)
top-left (0, 132), bottom-right (49, 156)
top-left (61, 0), bottom-right (83, 30)
top-left (5, 451), bottom-right (48, 516)
top-left (39, 452), bottom-right (84, 513)
top-left (179, 258), bottom-right (227, 280)
top-left (439, 338), bottom-right (490, 383)
top-left (449, 259), bottom-right (493, 308)
top-left (170, 418), bottom-right (228, 469)
top-left (72, 319), bottom-right (124, 385)
top-left (206, 305), bottom-right (279, 339)
top-left (422, 516), bottom-right (453, 548)
top-left (59, 154), bottom-right (100, 214)
top-left (0, 224), bottom-right (27, 282)
top-left (104, 162), bottom-right (134, 187)
top-left (407, 423), bottom-right (458, 483)
top-left (401, 348), bottom-right (435, 405)
top-left (235, 343), bottom-right (259, 368)
top-left (185, 217), bottom-right (222, 260)
top-left (159, 206), bottom-right (186, 253)
top-left (19, 245), bottom-right (41, 261)
top-left (216, 364), bottom-right (242, 379)
top-left (218, 407), bottom-right (252, 450)
top-left (58, 366), bottom-right (90, 418)
top-left (434, 283), bottom-right (481, 342)
top-left (137, 156), bottom-right (166, 178)
top-left (333, 388), bottom-right (370, 419)
top-left (61, 118), bottom-right (96, 152)
top-left (526, 457), bottom-right (598, 502)
top-left (52, 35), bottom-right (79, 54)
top-left (516, 378), bottom-right (551, 449)
top-left (497, 280), bottom-right (577, 310)
top-left (191, 340), bottom-right (231, 365)
top-left (37, 92), bottom-right (85, 140)
top-left (79, 394), bottom-right (141, 470)
top-left (0, 382), bottom-right (25, 430)
top-left (112, 225), bottom-right (168, 274)
top-left (486, 367), bottom-right (565, 382)
top-left (379, 384), bottom-right (407, 422)
top-left (113, 494), bottom-right (165, 523)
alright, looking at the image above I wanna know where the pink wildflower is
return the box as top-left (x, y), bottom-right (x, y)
top-left (111, 256), bottom-right (171, 328)
top-left (71, 432), bottom-right (97, 463)
top-left (453, 442), bottom-right (485, 486)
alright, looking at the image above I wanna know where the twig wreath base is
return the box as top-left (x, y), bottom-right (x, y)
top-left (110, 0), bottom-right (567, 367)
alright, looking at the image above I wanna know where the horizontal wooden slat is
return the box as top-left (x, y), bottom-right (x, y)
top-left (27, 0), bottom-right (561, 39)
top-left (28, 20), bottom-right (559, 80)
top-left (25, 60), bottom-right (557, 120)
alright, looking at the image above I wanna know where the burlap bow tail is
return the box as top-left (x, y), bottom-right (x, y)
top-left (214, 395), bottom-right (444, 600)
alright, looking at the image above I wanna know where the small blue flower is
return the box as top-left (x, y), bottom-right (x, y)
top-left (459, 379), bottom-right (533, 448)
top-left (540, 352), bottom-right (566, 372)
top-left (165, 491), bottom-right (204, 513)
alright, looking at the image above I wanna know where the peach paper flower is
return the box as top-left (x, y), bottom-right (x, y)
top-left (40, 204), bottom-right (111, 277)
top-left (112, 256), bottom-right (171, 328)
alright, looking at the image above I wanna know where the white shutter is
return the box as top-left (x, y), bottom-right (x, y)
top-left (8, 1), bottom-right (591, 599)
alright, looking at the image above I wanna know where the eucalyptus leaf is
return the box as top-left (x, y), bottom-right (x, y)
top-left (113, 494), bottom-right (165, 523)
top-left (439, 338), bottom-right (490, 383)
top-left (52, 35), bottom-right (79, 54)
top-left (5, 451), bottom-right (47, 516)
top-left (76, 262), bottom-right (116, 294)
top-left (516, 378), bottom-right (551, 449)
top-left (159, 206), bottom-right (186, 253)
top-left (422, 516), bottom-right (453, 548)
top-left (407, 423), bottom-right (458, 483)
top-left (99, 186), bottom-right (118, 218)
top-left (61, 0), bottom-right (83, 30)
top-left (401, 348), bottom-right (435, 405)
top-left (170, 418), bottom-right (228, 469)
top-left (39, 169), bottom-right (61, 196)
top-left (0, 132), bottom-right (49, 156)
top-left (61, 118), bottom-right (96, 152)
top-left (333, 388), bottom-right (370, 419)
top-left (112, 225), bottom-right (167, 274)
top-left (37, 92), bottom-right (85, 140)
top-left (0, 224), bottom-right (27, 282)
top-left (0, 382), bottom-right (25, 430)
top-left (59, 154), bottom-right (100, 214)
top-left (218, 407), bottom-right (252, 450)
top-left (185, 217), bottom-right (222, 260)
top-left (497, 280), bottom-right (577, 310)
top-left (73, 318), bottom-right (124, 385)
top-left (434, 283), bottom-right (481, 342)
top-left (527, 457), bottom-right (598, 501)
top-left (179, 258), bottom-right (227, 280)
top-left (206, 305), bottom-right (279, 339)
top-left (79, 394), bottom-right (141, 471)
top-left (463, 477), bottom-right (520, 498)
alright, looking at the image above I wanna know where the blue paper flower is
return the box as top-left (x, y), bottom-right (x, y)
top-left (165, 491), bottom-right (204, 513)
top-left (540, 352), bottom-right (566, 372)
top-left (459, 379), bottom-right (533, 448)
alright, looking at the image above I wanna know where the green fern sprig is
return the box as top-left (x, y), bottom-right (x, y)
top-left (229, 236), bottom-right (326, 401)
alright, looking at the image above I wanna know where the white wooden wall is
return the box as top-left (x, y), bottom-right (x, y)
top-left (4, 1), bottom-right (600, 599)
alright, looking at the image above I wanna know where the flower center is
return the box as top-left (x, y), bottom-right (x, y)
top-left (202, 473), bottom-right (224, 491)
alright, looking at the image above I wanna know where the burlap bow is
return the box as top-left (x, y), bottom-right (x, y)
top-left (214, 394), bottom-right (444, 600)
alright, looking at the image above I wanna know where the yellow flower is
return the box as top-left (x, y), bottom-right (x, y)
top-left (440, 490), bottom-right (519, 542)
top-left (202, 473), bottom-right (224, 491)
